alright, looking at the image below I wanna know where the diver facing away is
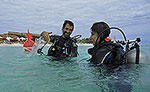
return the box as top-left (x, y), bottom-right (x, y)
top-left (40, 20), bottom-right (78, 60)
top-left (88, 22), bottom-right (125, 68)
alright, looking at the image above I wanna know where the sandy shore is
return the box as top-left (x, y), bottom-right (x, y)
top-left (0, 43), bottom-right (93, 47)
top-left (0, 43), bottom-right (23, 47)
top-left (77, 43), bottom-right (93, 46)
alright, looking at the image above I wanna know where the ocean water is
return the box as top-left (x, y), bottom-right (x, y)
top-left (0, 45), bottom-right (150, 92)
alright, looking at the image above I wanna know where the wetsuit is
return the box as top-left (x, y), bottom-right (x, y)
top-left (88, 39), bottom-right (125, 68)
top-left (47, 35), bottom-right (78, 59)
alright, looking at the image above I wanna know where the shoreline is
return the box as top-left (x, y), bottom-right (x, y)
top-left (0, 43), bottom-right (149, 47)
top-left (0, 43), bottom-right (93, 47)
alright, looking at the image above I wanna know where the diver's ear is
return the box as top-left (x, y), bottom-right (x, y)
top-left (100, 33), bottom-right (104, 40)
top-left (96, 37), bottom-right (101, 45)
top-left (98, 33), bottom-right (104, 43)
top-left (62, 28), bottom-right (64, 33)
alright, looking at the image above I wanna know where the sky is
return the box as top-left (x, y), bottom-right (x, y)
top-left (0, 0), bottom-right (150, 44)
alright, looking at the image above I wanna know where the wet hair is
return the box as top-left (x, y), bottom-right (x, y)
top-left (62, 20), bottom-right (74, 31)
top-left (91, 22), bottom-right (110, 39)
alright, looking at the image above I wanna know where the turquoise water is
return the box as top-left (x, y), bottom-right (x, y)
top-left (0, 45), bottom-right (150, 92)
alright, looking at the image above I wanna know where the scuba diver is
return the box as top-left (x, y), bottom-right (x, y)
top-left (88, 22), bottom-right (125, 68)
top-left (88, 21), bottom-right (147, 68)
top-left (87, 22), bottom-right (147, 91)
top-left (38, 20), bottom-right (80, 60)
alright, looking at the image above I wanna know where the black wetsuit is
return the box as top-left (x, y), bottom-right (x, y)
top-left (88, 40), bottom-right (125, 68)
top-left (47, 35), bottom-right (78, 59)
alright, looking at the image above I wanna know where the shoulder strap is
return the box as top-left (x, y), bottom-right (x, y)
top-left (97, 42), bottom-right (122, 50)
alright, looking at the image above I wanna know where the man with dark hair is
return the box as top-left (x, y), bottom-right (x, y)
top-left (62, 20), bottom-right (74, 30)
top-left (88, 22), bottom-right (125, 68)
top-left (40, 20), bottom-right (78, 59)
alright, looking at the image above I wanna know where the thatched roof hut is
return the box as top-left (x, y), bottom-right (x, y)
top-left (0, 34), bottom-right (3, 39)
top-left (0, 32), bottom-right (40, 41)
top-left (31, 34), bottom-right (40, 38)
top-left (8, 32), bottom-right (22, 37)
top-left (0, 36), bottom-right (3, 39)
top-left (1, 34), bottom-right (19, 41)
top-left (20, 33), bottom-right (40, 38)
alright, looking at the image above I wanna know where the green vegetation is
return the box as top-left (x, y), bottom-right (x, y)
top-left (77, 38), bottom-right (92, 44)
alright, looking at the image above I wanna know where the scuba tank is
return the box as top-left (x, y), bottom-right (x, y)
top-left (125, 38), bottom-right (148, 64)
top-left (94, 27), bottom-right (148, 64)
top-left (126, 49), bottom-right (148, 64)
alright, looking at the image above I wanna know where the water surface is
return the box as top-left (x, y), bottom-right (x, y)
top-left (0, 46), bottom-right (150, 92)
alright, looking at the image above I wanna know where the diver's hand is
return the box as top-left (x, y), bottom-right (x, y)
top-left (40, 31), bottom-right (52, 43)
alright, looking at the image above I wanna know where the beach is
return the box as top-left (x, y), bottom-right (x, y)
top-left (0, 43), bottom-right (24, 47)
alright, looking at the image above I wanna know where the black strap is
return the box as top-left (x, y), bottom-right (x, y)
top-left (96, 42), bottom-right (122, 50)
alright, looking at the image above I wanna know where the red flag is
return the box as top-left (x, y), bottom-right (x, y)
top-left (23, 30), bottom-right (35, 53)
top-left (27, 29), bottom-right (33, 40)
top-left (23, 39), bottom-right (35, 47)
